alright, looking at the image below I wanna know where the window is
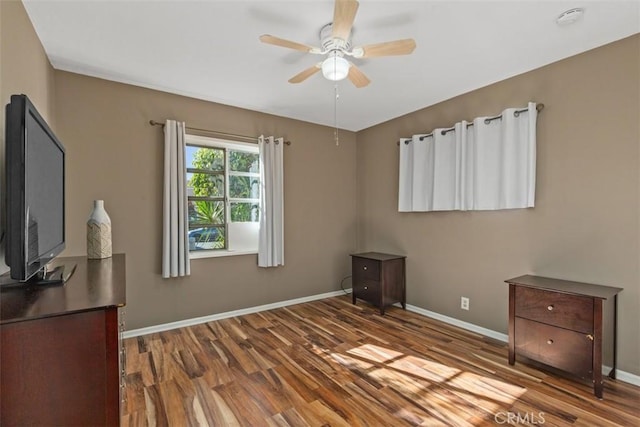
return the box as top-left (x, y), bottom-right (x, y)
top-left (185, 134), bottom-right (260, 257)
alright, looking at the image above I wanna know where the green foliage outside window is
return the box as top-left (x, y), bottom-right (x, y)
top-left (189, 148), bottom-right (224, 198)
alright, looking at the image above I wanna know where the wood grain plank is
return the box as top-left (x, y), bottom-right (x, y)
top-left (214, 381), bottom-right (269, 427)
top-left (191, 377), bottom-right (240, 426)
top-left (143, 384), bottom-right (168, 427)
top-left (157, 380), bottom-right (188, 425)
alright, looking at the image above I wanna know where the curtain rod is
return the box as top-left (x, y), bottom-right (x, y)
top-left (397, 103), bottom-right (544, 145)
top-left (149, 120), bottom-right (292, 145)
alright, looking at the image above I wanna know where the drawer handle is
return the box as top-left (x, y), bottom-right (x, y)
top-left (547, 305), bottom-right (554, 311)
top-left (364, 286), bottom-right (368, 290)
top-left (363, 266), bottom-right (368, 271)
top-left (587, 334), bottom-right (594, 341)
top-left (547, 339), bottom-right (554, 345)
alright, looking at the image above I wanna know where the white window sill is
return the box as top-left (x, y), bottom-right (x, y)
top-left (189, 249), bottom-right (258, 259)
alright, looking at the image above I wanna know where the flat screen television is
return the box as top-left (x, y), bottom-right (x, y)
top-left (3, 94), bottom-right (72, 284)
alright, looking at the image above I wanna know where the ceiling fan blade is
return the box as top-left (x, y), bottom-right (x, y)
top-left (332, 0), bottom-right (359, 41)
top-left (260, 34), bottom-right (315, 53)
top-left (288, 64), bottom-right (321, 84)
top-left (347, 64), bottom-right (370, 88)
top-left (356, 39), bottom-right (416, 58)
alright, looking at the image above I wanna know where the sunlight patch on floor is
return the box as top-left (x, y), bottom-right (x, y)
top-left (390, 355), bottom-right (461, 383)
top-left (329, 352), bottom-right (375, 370)
top-left (449, 372), bottom-right (527, 404)
top-left (330, 343), bottom-right (528, 424)
top-left (347, 343), bottom-right (404, 363)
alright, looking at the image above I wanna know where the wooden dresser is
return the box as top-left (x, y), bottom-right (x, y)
top-left (351, 252), bottom-right (406, 315)
top-left (0, 255), bottom-right (126, 426)
top-left (506, 275), bottom-right (622, 398)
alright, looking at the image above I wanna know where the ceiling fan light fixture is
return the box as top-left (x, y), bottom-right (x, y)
top-left (321, 55), bottom-right (350, 81)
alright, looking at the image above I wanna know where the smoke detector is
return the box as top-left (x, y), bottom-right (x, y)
top-left (556, 8), bottom-right (585, 26)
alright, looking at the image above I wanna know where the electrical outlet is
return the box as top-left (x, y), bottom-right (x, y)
top-left (461, 297), bottom-right (470, 310)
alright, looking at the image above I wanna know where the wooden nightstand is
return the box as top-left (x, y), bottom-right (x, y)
top-left (350, 252), bottom-right (406, 315)
top-left (506, 275), bottom-right (622, 399)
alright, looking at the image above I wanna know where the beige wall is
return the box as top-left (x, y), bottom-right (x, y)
top-left (54, 71), bottom-right (357, 330)
top-left (356, 35), bottom-right (640, 375)
top-left (0, 1), bottom-right (55, 119)
top-left (0, 0), bottom-right (56, 274)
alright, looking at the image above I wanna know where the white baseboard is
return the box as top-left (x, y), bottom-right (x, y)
top-left (123, 292), bottom-right (640, 387)
top-left (405, 304), bottom-right (640, 387)
top-left (602, 365), bottom-right (640, 387)
top-left (123, 289), bottom-right (350, 339)
top-left (405, 304), bottom-right (509, 342)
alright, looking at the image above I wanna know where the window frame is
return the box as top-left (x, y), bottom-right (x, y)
top-left (227, 153), bottom-right (261, 223)
top-left (185, 134), bottom-right (260, 259)
top-left (186, 143), bottom-right (227, 250)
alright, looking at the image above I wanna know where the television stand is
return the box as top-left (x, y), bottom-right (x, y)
top-left (34, 262), bottom-right (77, 285)
top-left (0, 263), bottom-right (77, 287)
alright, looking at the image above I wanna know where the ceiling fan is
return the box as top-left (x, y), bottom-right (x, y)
top-left (259, 0), bottom-right (416, 88)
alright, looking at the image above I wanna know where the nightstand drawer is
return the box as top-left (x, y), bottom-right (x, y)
top-left (514, 317), bottom-right (593, 378)
top-left (353, 280), bottom-right (380, 305)
top-left (515, 286), bottom-right (593, 334)
top-left (352, 257), bottom-right (380, 281)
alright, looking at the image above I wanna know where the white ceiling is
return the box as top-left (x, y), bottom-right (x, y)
top-left (23, 0), bottom-right (640, 131)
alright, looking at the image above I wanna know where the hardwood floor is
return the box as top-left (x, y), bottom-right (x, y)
top-left (121, 295), bottom-right (640, 426)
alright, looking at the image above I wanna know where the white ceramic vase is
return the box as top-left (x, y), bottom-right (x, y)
top-left (87, 200), bottom-right (112, 259)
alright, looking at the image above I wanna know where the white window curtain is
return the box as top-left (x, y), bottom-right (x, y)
top-left (162, 120), bottom-right (190, 278)
top-left (399, 102), bottom-right (537, 212)
top-left (258, 135), bottom-right (284, 267)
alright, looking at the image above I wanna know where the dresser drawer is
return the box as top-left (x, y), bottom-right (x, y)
top-left (352, 257), bottom-right (380, 281)
top-left (515, 286), bottom-right (594, 334)
top-left (353, 280), bottom-right (380, 305)
top-left (514, 317), bottom-right (593, 378)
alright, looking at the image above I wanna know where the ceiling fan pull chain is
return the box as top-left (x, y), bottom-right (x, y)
top-left (334, 82), bottom-right (340, 146)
